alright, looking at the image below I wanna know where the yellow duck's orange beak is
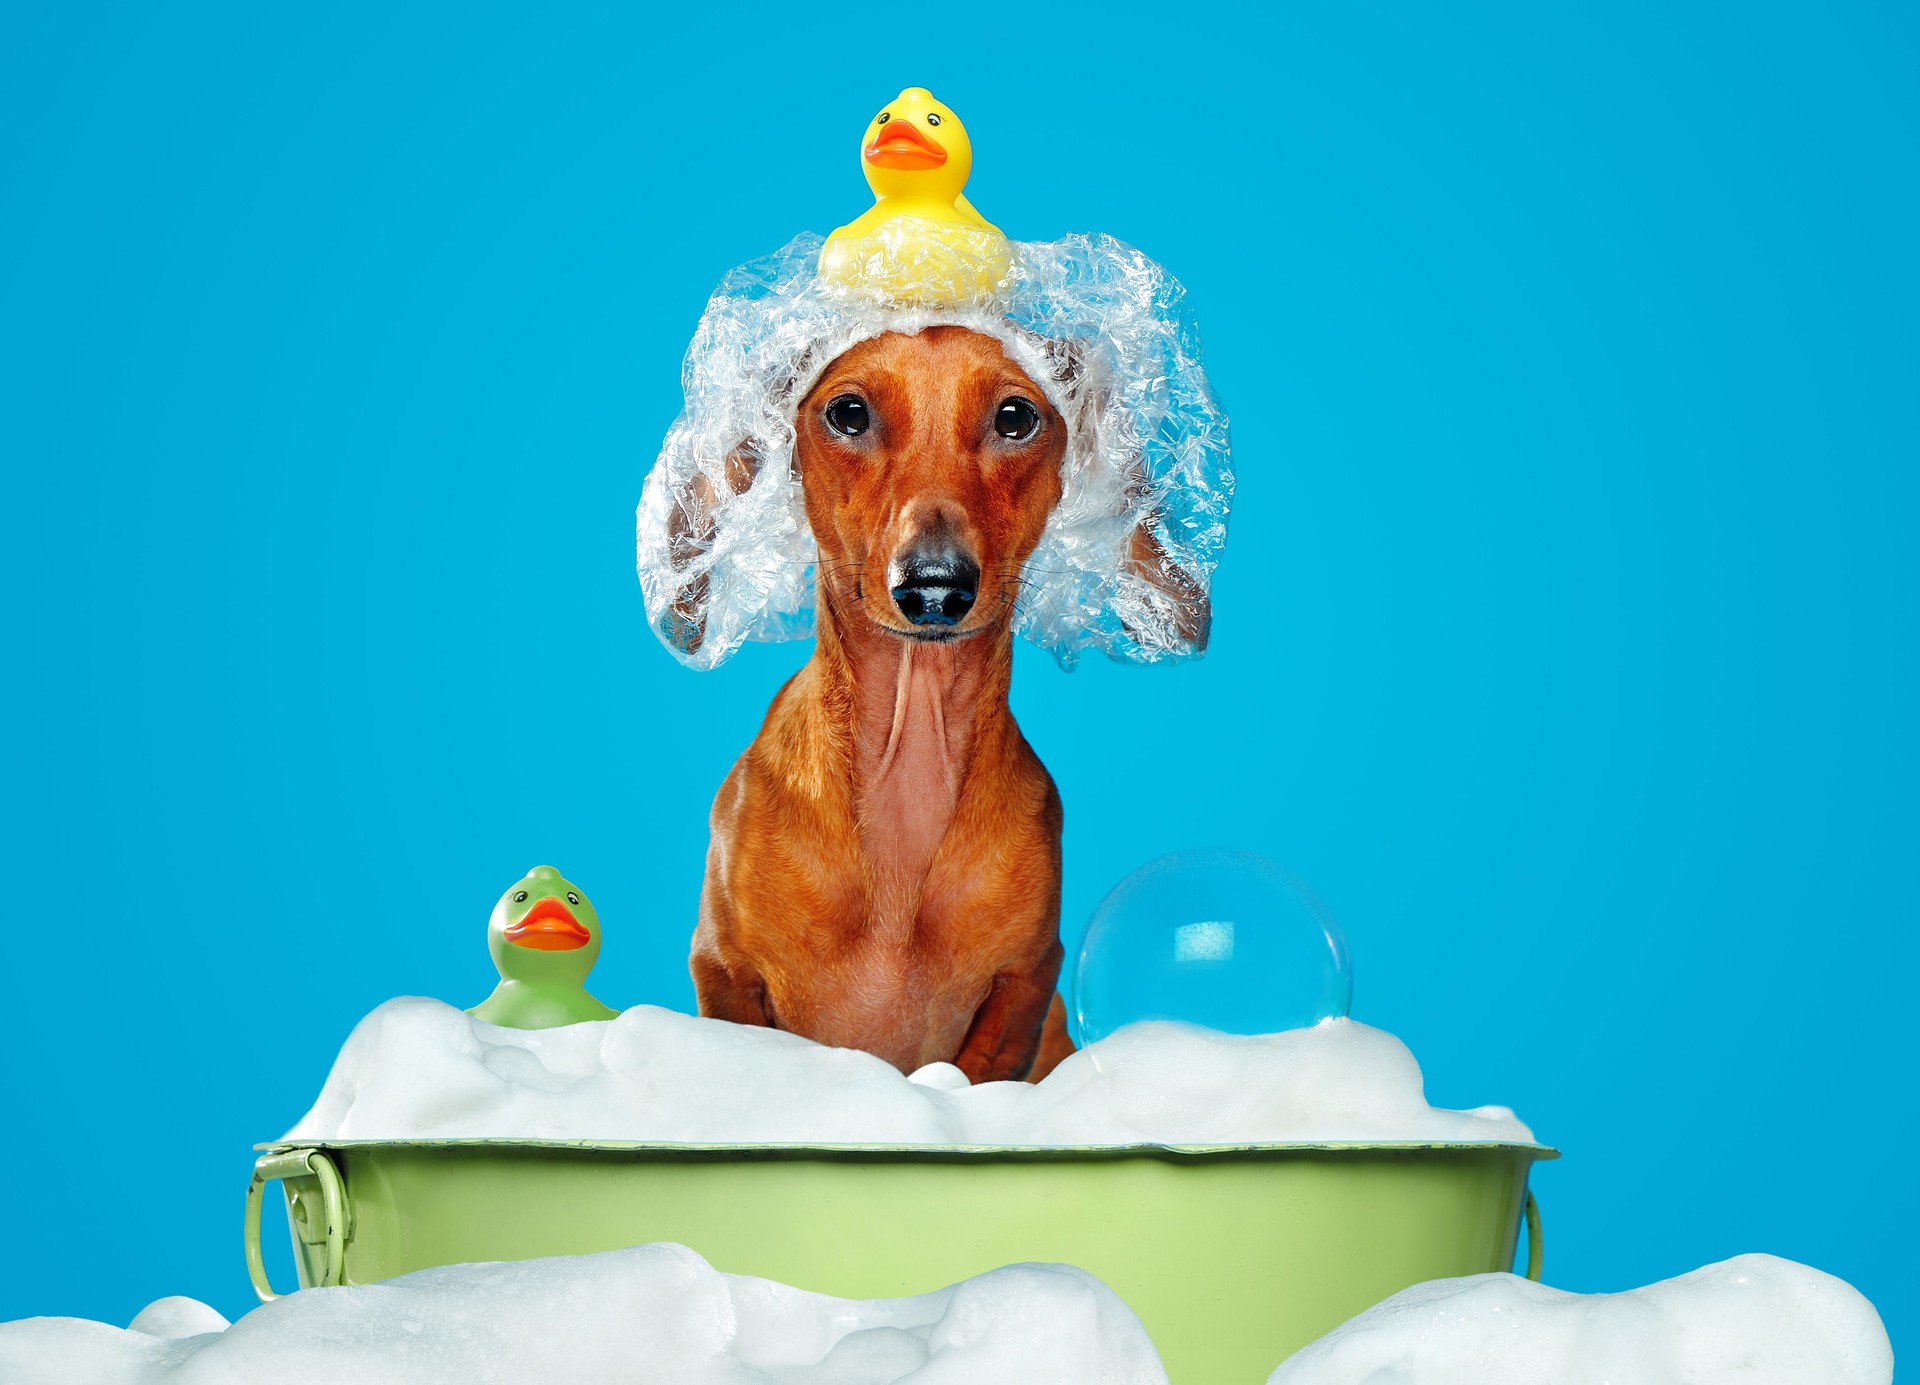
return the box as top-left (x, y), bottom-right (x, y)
top-left (505, 896), bottom-right (590, 951)
top-left (865, 120), bottom-right (947, 171)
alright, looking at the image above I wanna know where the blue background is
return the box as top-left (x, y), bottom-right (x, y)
top-left (4, 0), bottom-right (1913, 1358)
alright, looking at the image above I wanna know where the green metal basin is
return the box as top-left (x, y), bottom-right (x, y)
top-left (246, 1139), bottom-right (1556, 1382)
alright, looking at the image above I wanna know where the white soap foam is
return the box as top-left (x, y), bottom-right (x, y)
top-left (125, 1297), bottom-right (230, 1339)
top-left (1266, 1253), bottom-right (1894, 1385)
top-left (0, 1246), bottom-right (1167, 1385)
top-left (284, 999), bottom-right (1536, 1146)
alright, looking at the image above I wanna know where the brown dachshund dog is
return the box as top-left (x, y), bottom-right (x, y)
top-left (678, 326), bottom-right (1205, 1082)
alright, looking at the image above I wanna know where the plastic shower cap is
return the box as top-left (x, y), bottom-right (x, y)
top-left (636, 230), bottom-right (1233, 670)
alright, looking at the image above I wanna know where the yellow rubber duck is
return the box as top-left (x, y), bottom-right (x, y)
top-left (819, 88), bottom-right (1014, 307)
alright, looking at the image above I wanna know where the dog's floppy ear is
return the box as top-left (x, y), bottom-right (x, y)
top-left (651, 345), bottom-right (822, 657)
top-left (1122, 478), bottom-right (1213, 653)
top-left (656, 443), bottom-right (764, 657)
top-left (637, 234), bottom-right (838, 669)
top-left (1038, 336), bottom-right (1213, 656)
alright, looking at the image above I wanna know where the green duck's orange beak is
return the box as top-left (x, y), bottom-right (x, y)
top-left (505, 896), bottom-right (590, 951)
top-left (865, 120), bottom-right (946, 171)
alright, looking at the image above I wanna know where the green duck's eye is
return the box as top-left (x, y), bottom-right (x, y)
top-left (566, 891), bottom-right (580, 906)
top-left (926, 113), bottom-right (942, 126)
top-left (876, 112), bottom-right (891, 125)
top-left (513, 890), bottom-right (529, 903)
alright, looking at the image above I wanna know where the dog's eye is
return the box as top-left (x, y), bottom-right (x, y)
top-left (926, 113), bottom-right (942, 127)
top-left (566, 891), bottom-right (580, 906)
top-left (513, 890), bottom-right (529, 903)
top-left (994, 397), bottom-right (1040, 441)
top-left (876, 112), bottom-right (890, 125)
top-left (825, 395), bottom-right (870, 437)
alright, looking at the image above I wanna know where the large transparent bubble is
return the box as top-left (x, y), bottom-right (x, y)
top-left (1070, 850), bottom-right (1353, 1046)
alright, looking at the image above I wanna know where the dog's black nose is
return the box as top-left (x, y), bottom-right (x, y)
top-left (890, 551), bottom-right (980, 627)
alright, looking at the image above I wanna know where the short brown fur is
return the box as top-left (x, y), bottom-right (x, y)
top-left (683, 326), bottom-right (1198, 1081)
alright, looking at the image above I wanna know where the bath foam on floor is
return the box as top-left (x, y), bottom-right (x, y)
top-left (0, 1246), bottom-right (1167, 1385)
top-left (1265, 1253), bottom-right (1894, 1385)
top-left (284, 999), bottom-right (1535, 1145)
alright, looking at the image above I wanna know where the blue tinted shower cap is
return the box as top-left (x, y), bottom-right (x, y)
top-left (636, 231), bottom-right (1233, 670)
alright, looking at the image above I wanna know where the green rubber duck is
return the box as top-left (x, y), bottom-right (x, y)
top-left (467, 866), bottom-right (620, 1028)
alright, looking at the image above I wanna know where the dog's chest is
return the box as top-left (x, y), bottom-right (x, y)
top-left (798, 942), bottom-right (983, 1070)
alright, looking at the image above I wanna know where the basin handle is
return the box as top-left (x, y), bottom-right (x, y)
top-left (1523, 1189), bottom-right (1544, 1282)
top-left (244, 1149), bottom-right (348, 1301)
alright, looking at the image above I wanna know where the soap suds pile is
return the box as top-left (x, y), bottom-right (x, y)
top-left (2, 1251), bottom-right (1888, 1385)
top-left (1266, 1254), bottom-right (1893, 1385)
top-left (285, 1000), bottom-right (1535, 1145)
top-left (0, 1245), bottom-right (1167, 1385)
top-left (40, 1004), bottom-right (1873, 1383)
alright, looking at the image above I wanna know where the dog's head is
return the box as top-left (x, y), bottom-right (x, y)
top-left (637, 233), bottom-right (1232, 670)
top-left (794, 327), bottom-right (1066, 645)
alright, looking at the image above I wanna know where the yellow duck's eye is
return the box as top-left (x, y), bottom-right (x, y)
top-left (513, 890), bottom-right (529, 902)
top-left (566, 891), bottom-right (580, 906)
top-left (995, 398), bottom-right (1040, 440)
top-left (926, 112), bottom-right (942, 126)
top-left (825, 395), bottom-right (870, 437)
top-left (876, 112), bottom-right (891, 125)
